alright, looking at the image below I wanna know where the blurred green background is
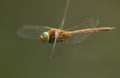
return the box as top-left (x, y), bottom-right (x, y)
top-left (0, 0), bottom-right (119, 78)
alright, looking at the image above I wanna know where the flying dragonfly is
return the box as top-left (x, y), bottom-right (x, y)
top-left (17, 0), bottom-right (115, 58)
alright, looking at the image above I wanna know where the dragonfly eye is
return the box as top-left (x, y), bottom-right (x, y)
top-left (40, 32), bottom-right (49, 43)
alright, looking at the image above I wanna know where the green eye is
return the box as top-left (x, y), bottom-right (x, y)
top-left (41, 32), bottom-right (49, 42)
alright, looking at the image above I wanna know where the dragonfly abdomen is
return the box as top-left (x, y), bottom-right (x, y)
top-left (69, 27), bottom-right (115, 35)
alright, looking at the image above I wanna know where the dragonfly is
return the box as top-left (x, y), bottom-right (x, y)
top-left (17, 0), bottom-right (115, 58)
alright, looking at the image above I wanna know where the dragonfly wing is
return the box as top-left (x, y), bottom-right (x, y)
top-left (50, 30), bottom-right (59, 58)
top-left (66, 19), bottom-right (99, 44)
top-left (66, 19), bottom-right (97, 30)
top-left (60, 0), bottom-right (70, 29)
top-left (17, 24), bottom-right (51, 39)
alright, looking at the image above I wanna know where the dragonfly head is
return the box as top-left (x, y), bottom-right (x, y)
top-left (40, 32), bottom-right (49, 43)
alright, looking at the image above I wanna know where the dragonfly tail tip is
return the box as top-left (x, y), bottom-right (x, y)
top-left (111, 27), bottom-right (116, 29)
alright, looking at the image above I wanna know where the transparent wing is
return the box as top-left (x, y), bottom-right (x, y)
top-left (17, 24), bottom-right (51, 39)
top-left (65, 19), bottom-right (96, 30)
top-left (60, 0), bottom-right (70, 29)
top-left (49, 30), bottom-right (59, 58)
top-left (66, 19), bottom-right (99, 44)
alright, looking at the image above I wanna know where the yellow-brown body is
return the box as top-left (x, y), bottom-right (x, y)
top-left (47, 27), bottom-right (114, 43)
top-left (48, 28), bottom-right (70, 43)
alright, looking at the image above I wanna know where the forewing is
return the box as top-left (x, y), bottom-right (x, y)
top-left (50, 30), bottom-right (59, 58)
top-left (17, 24), bottom-right (51, 39)
top-left (60, 0), bottom-right (70, 29)
top-left (67, 19), bottom-right (99, 44)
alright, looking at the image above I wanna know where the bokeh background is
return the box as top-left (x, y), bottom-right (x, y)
top-left (0, 0), bottom-right (119, 78)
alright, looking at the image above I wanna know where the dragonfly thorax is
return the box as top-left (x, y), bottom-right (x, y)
top-left (48, 29), bottom-right (70, 43)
